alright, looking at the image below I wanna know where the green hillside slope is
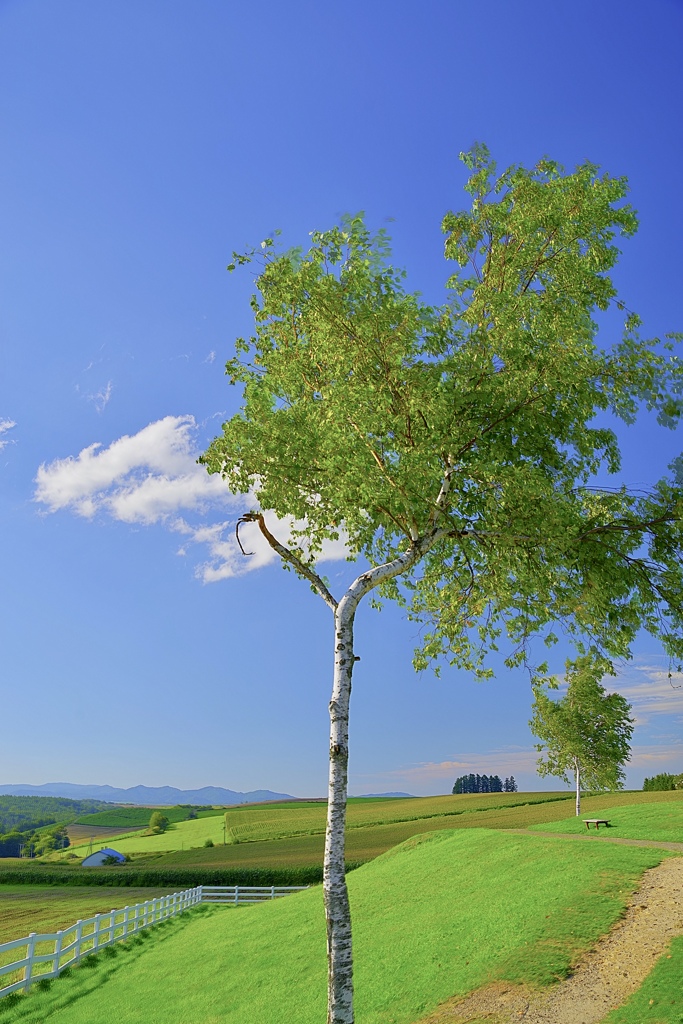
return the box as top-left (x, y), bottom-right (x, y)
top-left (531, 801), bottom-right (683, 843)
top-left (2, 829), bottom-right (666, 1024)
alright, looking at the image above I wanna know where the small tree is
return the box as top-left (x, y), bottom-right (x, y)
top-left (148, 811), bottom-right (169, 833)
top-left (202, 147), bottom-right (683, 1023)
top-left (530, 654), bottom-right (634, 815)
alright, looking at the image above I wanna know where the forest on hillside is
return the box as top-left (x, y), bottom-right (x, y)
top-left (0, 796), bottom-right (113, 856)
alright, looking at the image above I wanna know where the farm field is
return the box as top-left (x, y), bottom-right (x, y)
top-left (65, 824), bottom-right (145, 846)
top-left (531, 799), bottom-right (683, 843)
top-left (53, 790), bottom-right (683, 871)
top-left (60, 786), bottom-right (577, 860)
top-left (61, 792), bottom-right (577, 859)
top-left (74, 806), bottom-right (221, 828)
top-left (0, 829), bottom-right (667, 1024)
top-left (36, 790), bottom-right (683, 878)
top-left (0, 885), bottom-right (179, 945)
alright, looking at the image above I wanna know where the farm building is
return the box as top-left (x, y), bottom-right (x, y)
top-left (81, 847), bottom-right (126, 867)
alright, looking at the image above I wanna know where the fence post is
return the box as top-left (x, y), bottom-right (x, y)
top-left (53, 929), bottom-right (64, 977)
top-left (93, 914), bottom-right (102, 953)
top-left (197, 885), bottom-right (203, 905)
top-left (123, 906), bottom-right (129, 939)
top-left (234, 885), bottom-right (239, 906)
top-left (75, 920), bottom-right (83, 963)
top-left (271, 885), bottom-right (275, 900)
top-left (24, 934), bottom-right (37, 992)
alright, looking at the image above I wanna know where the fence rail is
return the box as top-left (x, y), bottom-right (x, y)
top-left (0, 884), bottom-right (308, 1000)
top-left (201, 885), bottom-right (309, 904)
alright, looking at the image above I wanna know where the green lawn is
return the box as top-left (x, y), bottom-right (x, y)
top-left (0, 828), bottom-right (666, 1024)
top-left (530, 800), bottom-right (683, 843)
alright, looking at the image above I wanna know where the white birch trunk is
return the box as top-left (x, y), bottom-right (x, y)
top-left (575, 758), bottom-right (581, 817)
top-left (323, 595), bottom-right (357, 1024)
top-left (250, 513), bottom-right (448, 1024)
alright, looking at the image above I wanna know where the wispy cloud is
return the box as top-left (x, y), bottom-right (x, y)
top-left (34, 415), bottom-right (350, 581)
top-left (0, 419), bottom-right (16, 450)
top-left (366, 747), bottom-right (539, 784)
top-left (204, 351), bottom-right (216, 364)
top-left (86, 380), bottom-right (113, 413)
top-left (174, 512), bottom-right (350, 583)
top-left (627, 742), bottom-right (683, 768)
top-left (607, 661), bottom-right (683, 724)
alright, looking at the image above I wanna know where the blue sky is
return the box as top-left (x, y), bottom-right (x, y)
top-left (1, 0), bottom-right (682, 797)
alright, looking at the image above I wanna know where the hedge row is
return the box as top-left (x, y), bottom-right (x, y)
top-left (0, 862), bottom-right (366, 888)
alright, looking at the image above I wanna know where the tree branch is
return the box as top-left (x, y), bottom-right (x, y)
top-left (237, 512), bottom-right (338, 612)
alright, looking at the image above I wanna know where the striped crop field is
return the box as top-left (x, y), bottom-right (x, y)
top-left (38, 790), bottom-right (683, 871)
top-left (62, 793), bottom-right (573, 857)
top-left (148, 791), bottom-right (683, 871)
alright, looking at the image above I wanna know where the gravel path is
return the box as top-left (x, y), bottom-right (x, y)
top-left (416, 853), bottom-right (683, 1024)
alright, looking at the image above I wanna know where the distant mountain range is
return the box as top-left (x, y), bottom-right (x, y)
top-left (0, 783), bottom-right (296, 806)
top-left (356, 792), bottom-right (414, 798)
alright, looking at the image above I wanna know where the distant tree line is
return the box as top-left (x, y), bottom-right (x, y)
top-left (452, 774), bottom-right (517, 794)
top-left (0, 823), bottom-right (70, 858)
top-left (643, 772), bottom-right (683, 791)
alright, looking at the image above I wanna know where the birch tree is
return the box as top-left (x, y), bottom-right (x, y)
top-left (201, 145), bottom-right (683, 1024)
top-left (530, 654), bottom-right (635, 816)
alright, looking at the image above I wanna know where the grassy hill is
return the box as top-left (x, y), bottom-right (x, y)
top-left (531, 800), bottom-right (683, 842)
top-left (0, 828), bottom-right (667, 1024)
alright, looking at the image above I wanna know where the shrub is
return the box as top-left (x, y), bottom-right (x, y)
top-left (149, 812), bottom-right (170, 833)
top-left (203, 838), bottom-right (214, 848)
top-left (643, 772), bottom-right (683, 791)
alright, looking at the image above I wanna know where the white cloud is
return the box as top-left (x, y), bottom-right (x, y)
top-left (176, 509), bottom-right (350, 584)
top-left (86, 380), bottom-right (113, 412)
top-left (607, 661), bottom-right (683, 724)
top-left (35, 414), bottom-right (350, 582)
top-left (34, 415), bottom-right (228, 520)
top-left (0, 419), bottom-right (16, 450)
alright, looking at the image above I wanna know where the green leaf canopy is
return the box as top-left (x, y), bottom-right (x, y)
top-left (202, 146), bottom-right (683, 678)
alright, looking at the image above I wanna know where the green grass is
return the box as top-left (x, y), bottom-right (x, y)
top-left (531, 799), bottom-right (683, 843)
top-left (74, 806), bottom-right (219, 828)
top-left (0, 829), bottom-right (667, 1024)
top-left (0, 886), bottom-right (178, 946)
top-left (600, 936), bottom-right (683, 1023)
top-left (65, 812), bottom-right (227, 856)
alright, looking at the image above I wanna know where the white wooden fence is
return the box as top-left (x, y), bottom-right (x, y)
top-left (201, 885), bottom-right (308, 904)
top-left (0, 884), bottom-right (308, 1000)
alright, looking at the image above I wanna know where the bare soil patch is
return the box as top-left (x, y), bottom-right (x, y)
top-left (66, 824), bottom-right (144, 844)
top-left (416, 855), bottom-right (683, 1024)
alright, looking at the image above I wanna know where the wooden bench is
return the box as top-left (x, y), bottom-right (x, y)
top-left (583, 818), bottom-right (611, 830)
